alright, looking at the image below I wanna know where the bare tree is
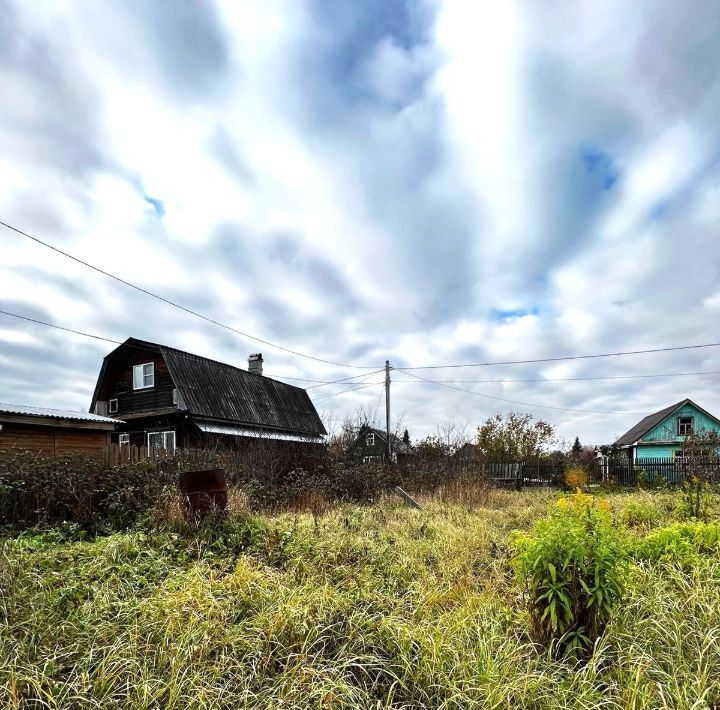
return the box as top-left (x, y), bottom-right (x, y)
top-left (679, 428), bottom-right (720, 519)
top-left (436, 417), bottom-right (471, 456)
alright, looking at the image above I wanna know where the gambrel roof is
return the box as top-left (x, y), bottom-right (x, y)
top-left (91, 337), bottom-right (326, 438)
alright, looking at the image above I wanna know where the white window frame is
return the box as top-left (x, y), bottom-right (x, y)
top-left (133, 362), bottom-right (155, 390)
top-left (108, 398), bottom-right (118, 414)
top-left (678, 416), bottom-right (694, 436)
top-left (363, 455), bottom-right (382, 464)
top-left (118, 433), bottom-right (130, 446)
top-left (366, 433), bottom-right (375, 447)
top-left (147, 430), bottom-right (176, 453)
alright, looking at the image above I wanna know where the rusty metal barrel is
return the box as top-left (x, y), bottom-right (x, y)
top-left (178, 468), bottom-right (228, 519)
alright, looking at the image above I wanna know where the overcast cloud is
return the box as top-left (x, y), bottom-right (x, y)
top-left (2, 0), bottom-right (720, 445)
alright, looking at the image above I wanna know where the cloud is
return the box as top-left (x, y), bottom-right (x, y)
top-left (3, 0), bottom-right (720, 445)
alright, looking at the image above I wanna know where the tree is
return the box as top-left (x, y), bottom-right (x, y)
top-left (571, 437), bottom-right (582, 457)
top-left (476, 412), bottom-right (557, 462)
top-left (678, 428), bottom-right (720, 519)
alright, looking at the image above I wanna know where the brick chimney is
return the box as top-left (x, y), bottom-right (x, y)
top-left (248, 353), bottom-right (263, 376)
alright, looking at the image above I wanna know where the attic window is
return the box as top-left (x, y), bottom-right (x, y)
top-left (133, 362), bottom-right (154, 390)
top-left (366, 433), bottom-right (375, 446)
top-left (678, 416), bottom-right (694, 436)
top-left (108, 398), bottom-right (118, 414)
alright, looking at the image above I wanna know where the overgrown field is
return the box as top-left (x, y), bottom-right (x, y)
top-left (2, 488), bottom-right (720, 709)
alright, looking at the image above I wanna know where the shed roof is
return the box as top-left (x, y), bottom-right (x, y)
top-left (0, 403), bottom-right (121, 426)
top-left (613, 398), bottom-right (717, 447)
top-left (94, 338), bottom-right (326, 437)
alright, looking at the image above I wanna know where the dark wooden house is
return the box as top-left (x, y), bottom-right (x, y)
top-left (0, 403), bottom-right (121, 460)
top-left (90, 337), bottom-right (326, 452)
top-left (346, 424), bottom-right (413, 465)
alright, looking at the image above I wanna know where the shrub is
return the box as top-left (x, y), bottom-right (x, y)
top-left (0, 450), bottom-right (175, 530)
top-left (633, 521), bottom-right (720, 564)
top-left (636, 467), bottom-right (667, 490)
top-left (678, 476), bottom-right (714, 521)
top-left (564, 466), bottom-right (587, 490)
top-left (511, 491), bottom-right (627, 660)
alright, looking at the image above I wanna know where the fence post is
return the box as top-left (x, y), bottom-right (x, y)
top-left (516, 463), bottom-right (523, 492)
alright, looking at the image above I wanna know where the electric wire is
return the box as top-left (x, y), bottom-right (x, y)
top-left (389, 370), bottom-right (720, 385)
top-left (399, 370), bottom-right (649, 415)
top-left (313, 381), bottom-right (382, 402)
top-left (397, 342), bottom-right (720, 370)
top-left (0, 219), bottom-right (377, 370)
top-left (0, 309), bottom-right (375, 389)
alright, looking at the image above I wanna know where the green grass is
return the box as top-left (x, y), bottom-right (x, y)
top-left (1, 488), bottom-right (720, 708)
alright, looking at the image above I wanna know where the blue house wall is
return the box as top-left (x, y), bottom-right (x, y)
top-left (635, 402), bottom-right (720, 460)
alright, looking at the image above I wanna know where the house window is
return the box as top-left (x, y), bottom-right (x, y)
top-left (147, 430), bottom-right (176, 453)
top-left (133, 362), bottom-right (155, 390)
top-left (118, 433), bottom-right (130, 446)
top-left (363, 455), bottom-right (382, 464)
top-left (366, 433), bottom-right (375, 447)
top-left (108, 398), bottom-right (118, 414)
top-left (678, 417), bottom-right (694, 436)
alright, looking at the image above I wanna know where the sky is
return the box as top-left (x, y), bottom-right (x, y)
top-left (2, 0), bottom-right (720, 447)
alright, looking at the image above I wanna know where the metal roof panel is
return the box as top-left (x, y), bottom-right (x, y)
top-left (0, 402), bottom-right (122, 425)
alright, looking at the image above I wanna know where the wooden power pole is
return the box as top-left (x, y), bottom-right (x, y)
top-left (385, 360), bottom-right (392, 462)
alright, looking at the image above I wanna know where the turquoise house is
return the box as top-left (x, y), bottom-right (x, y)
top-left (614, 398), bottom-right (720, 461)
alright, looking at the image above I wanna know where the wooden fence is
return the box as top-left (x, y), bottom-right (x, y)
top-left (484, 461), bottom-right (565, 489)
top-left (593, 457), bottom-right (720, 486)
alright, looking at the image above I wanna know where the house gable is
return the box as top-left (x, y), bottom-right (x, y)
top-left (90, 341), bottom-right (177, 418)
top-left (347, 424), bottom-right (412, 461)
top-left (640, 400), bottom-right (720, 443)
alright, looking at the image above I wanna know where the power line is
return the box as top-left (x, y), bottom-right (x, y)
top-left (0, 309), bottom-right (122, 346)
top-left (313, 381), bottom-right (382, 402)
top-left (390, 370), bottom-right (720, 385)
top-left (0, 219), bottom-right (376, 370)
top-left (0, 308), bottom-right (375, 389)
top-left (397, 342), bottom-right (720, 370)
top-left (305, 370), bottom-right (386, 390)
top-left (399, 370), bottom-right (647, 415)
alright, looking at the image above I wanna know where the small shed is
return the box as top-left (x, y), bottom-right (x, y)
top-left (0, 403), bottom-right (121, 460)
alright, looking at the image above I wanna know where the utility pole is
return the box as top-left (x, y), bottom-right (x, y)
top-left (385, 360), bottom-right (392, 463)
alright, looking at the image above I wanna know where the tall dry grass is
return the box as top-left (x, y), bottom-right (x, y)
top-left (0, 490), bottom-right (719, 708)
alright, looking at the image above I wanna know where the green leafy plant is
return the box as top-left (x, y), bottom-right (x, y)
top-left (511, 491), bottom-right (627, 660)
top-left (633, 521), bottom-right (720, 564)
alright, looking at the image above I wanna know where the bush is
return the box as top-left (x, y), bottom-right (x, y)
top-left (636, 468), bottom-right (667, 490)
top-left (511, 491), bottom-right (627, 660)
top-left (0, 450), bottom-right (175, 530)
top-left (678, 476), bottom-right (714, 521)
top-left (564, 466), bottom-right (587, 490)
top-left (633, 521), bottom-right (720, 564)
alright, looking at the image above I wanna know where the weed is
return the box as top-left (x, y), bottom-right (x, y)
top-left (564, 466), bottom-right (587, 490)
top-left (511, 491), bottom-right (627, 660)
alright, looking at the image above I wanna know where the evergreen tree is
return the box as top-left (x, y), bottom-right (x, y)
top-left (572, 436), bottom-right (582, 456)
